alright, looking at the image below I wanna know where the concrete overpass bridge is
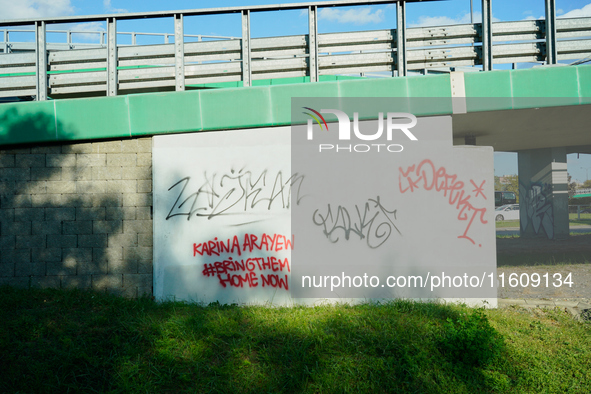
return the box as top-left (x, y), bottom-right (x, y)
top-left (1, 0), bottom-right (590, 241)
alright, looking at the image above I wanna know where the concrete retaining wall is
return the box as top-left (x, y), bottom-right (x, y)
top-left (0, 138), bottom-right (153, 297)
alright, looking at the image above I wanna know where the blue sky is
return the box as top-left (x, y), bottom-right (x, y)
top-left (2, 0), bottom-right (591, 182)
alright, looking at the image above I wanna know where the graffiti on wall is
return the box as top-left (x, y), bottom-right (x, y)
top-left (165, 169), bottom-right (305, 223)
top-left (398, 159), bottom-right (488, 246)
top-left (520, 182), bottom-right (554, 239)
top-left (312, 197), bottom-right (401, 248)
top-left (197, 233), bottom-right (293, 290)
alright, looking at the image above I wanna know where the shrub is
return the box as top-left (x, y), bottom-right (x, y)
top-left (440, 308), bottom-right (505, 367)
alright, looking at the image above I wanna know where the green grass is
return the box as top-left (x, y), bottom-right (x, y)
top-left (1, 286), bottom-right (591, 393)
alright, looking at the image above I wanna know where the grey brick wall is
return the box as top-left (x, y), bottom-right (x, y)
top-left (0, 138), bottom-right (153, 298)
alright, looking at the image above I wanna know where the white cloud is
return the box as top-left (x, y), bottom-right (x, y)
top-left (103, 0), bottom-right (127, 14)
top-left (0, 0), bottom-right (74, 20)
top-left (319, 7), bottom-right (384, 25)
top-left (409, 12), bottom-right (500, 28)
top-left (70, 22), bottom-right (106, 41)
top-left (558, 3), bottom-right (591, 18)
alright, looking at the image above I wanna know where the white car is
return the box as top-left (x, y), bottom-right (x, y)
top-left (495, 204), bottom-right (520, 221)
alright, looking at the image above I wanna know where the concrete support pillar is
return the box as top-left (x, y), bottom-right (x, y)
top-left (518, 147), bottom-right (569, 239)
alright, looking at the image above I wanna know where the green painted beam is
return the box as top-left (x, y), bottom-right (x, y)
top-left (0, 65), bottom-right (589, 147)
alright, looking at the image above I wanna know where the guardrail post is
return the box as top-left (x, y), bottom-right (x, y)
top-left (107, 17), bottom-right (118, 96)
top-left (481, 0), bottom-right (493, 71)
top-left (545, 0), bottom-right (557, 64)
top-left (396, 1), bottom-right (407, 77)
top-left (35, 21), bottom-right (47, 101)
top-left (308, 5), bottom-right (319, 82)
top-left (3, 30), bottom-right (8, 54)
top-left (241, 10), bottom-right (252, 87)
top-left (174, 14), bottom-right (185, 91)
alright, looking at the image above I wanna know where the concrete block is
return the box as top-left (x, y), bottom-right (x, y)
top-left (93, 246), bottom-right (123, 263)
top-left (108, 233), bottom-right (138, 248)
top-left (60, 275), bottom-right (91, 289)
top-left (90, 193), bottom-right (123, 207)
top-left (0, 168), bottom-right (31, 181)
top-left (92, 274), bottom-right (123, 290)
top-left (62, 143), bottom-right (93, 154)
top-left (121, 139), bottom-right (138, 153)
top-left (30, 276), bottom-right (60, 289)
top-left (14, 207), bottom-right (44, 221)
top-left (31, 167), bottom-right (60, 181)
top-left (93, 220), bottom-right (123, 234)
top-left (32, 248), bottom-right (62, 263)
top-left (106, 206), bottom-right (135, 220)
top-left (76, 180), bottom-right (107, 194)
top-left (122, 166), bottom-right (151, 180)
top-left (0, 181), bottom-right (16, 194)
top-left (136, 206), bottom-right (151, 220)
top-left (46, 154), bottom-right (76, 167)
top-left (123, 273), bottom-right (152, 289)
top-left (32, 221), bottom-right (62, 235)
top-left (62, 221), bottom-right (92, 235)
top-left (16, 181), bottom-right (46, 195)
top-left (0, 154), bottom-right (15, 168)
top-left (1, 194), bottom-right (32, 209)
top-left (1, 249), bottom-right (30, 264)
top-left (138, 234), bottom-right (153, 248)
top-left (16, 235), bottom-right (45, 249)
top-left (0, 236), bottom-right (15, 249)
top-left (138, 285), bottom-right (152, 297)
top-left (31, 146), bottom-right (61, 154)
top-left (106, 180), bottom-right (137, 194)
top-left (61, 166), bottom-right (92, 181)
top-left (107, 153), bottom-right (136, 167)
top-left (62, 247), bottom-right (93, 263)
top-left (97, 140), bottom-right (122, 153)
top-left (76, 207), bottom-right (106, 221)
top-left (31, 194), bottom-right (67, 207)
top-left (45, 207), bottom-right (75, 221)
top-left (121, 286), bottom-right (138, 298)
top-left (108, 260), bottom-right (135, 274)
top-left (123, 193), bottom-right (152, 207)
top-left (15, 154), bottom-right (45, 168)
top-left (2, 220), bottom-right (32, 236)
top-left (78, 261), bottom-right (108, 275)
top-left (0, 262), bottom-right (14, 277)
top-left (74, 193), bottom-right (122, 208)
top-left (0, 208), bottom-right (14, 221)
top-left (78, 234), bottom-right (107, 248)
top-left (123, 220), bottom-right (152, 234)
top-left (136, 153), bottom-right (151, 167)
top-left (138, 260), bottom-right (153, 274)
top-left (76, 154), bottom-right (106, 167)
top-left (137, 180), bottom-right (152, 193)
top-left (137, 138), bottom-right (152, 153)
top-left (15, 262), bottom-right (45, 276)
top-left (124, 247), bottom-right (153, 262)
top-left (92, 166), bottom-right (122, 180)
top-left (2, 147), bottom-right (30, 154)
top-left (46, 181), bottom-right (77, 194)
top-left (47, 234), bottom-right (77, 248)
top-left (46, 261), bottom-right (77, 276)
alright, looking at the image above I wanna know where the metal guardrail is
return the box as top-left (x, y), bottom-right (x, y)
top-left (572, 188), bottom-right (591, 195)
top-left (0, 0), bottom-right (590, 100)
top-left (1, 29), bottom-right (239, 53)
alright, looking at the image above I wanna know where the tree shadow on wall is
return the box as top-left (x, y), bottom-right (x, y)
top-left (0, 105), bottom-right (148, 297)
